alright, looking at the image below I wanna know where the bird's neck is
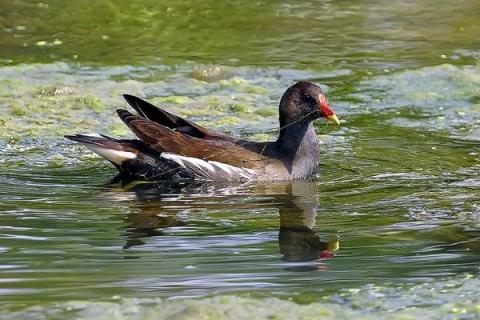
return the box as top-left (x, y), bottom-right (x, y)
top-left (276, 122), bottom-right (319, 176)
top-left (277, 120), bottom-right (311, 150)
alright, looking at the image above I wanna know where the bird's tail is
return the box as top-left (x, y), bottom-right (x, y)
top-left (65, 134), bottom-right (139, 165)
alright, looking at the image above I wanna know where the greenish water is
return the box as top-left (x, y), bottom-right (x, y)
top-left (1, 1), bottom-right (480, 319)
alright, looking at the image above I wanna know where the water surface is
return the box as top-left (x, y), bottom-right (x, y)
top-left (1, 0), bottom-right (480, 319)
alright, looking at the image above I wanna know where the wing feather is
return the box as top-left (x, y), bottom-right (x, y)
top-left (117, 109), bottom-right (268, 169)
top-left (122, 94), bottom-right (231, 140)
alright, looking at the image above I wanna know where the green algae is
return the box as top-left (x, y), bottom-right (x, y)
top-left (244, 85), bottom-right (268, 95)
top-left (0, 297), bottom-right (346, 320)
top-left (230, 104), bottom-right (253, 114)
top-left (219, 78), bottom-right (248, 88)
top-left (1, 61), bottom-right (479, 152)
top-left (191, 65), bottom-right (231, 82)
top-left (3, 284), bottom-right (480, 320)
top-left (151, 96), bottom-right (194, 105)
top-left (255, 108), bottom-right (276, 117)
top-left (218, 79), bottom-right (268, 95)
top-left (357, 63), bottom-right (480, 139)
top-left (206, 96), bottom-right (221, 107)
top-left (0, 63), bottom-right (292, 144)
top-left (47, 153), bottom-right (66, 167)
top-left (215, 115), bottom-right (241, 126)
top-left (249, 133), bottom-right (271, 142)
top-left (10, 105), bottom-right (27, 117)
top-left (75, 96), bottom-right (106, 112)
top-left (105, 123), bottom-right (131, 137)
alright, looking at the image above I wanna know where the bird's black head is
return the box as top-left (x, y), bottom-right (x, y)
top-left (278, 81), bottom-right (339, 127)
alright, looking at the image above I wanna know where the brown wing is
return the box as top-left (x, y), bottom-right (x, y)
top-left (117, 109), bottom-right (268, 168)
top-left (122, 94), bottom-right (232, 141)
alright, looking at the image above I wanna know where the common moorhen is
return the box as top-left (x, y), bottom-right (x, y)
top-left (66, 81), bottom-right (340, 181)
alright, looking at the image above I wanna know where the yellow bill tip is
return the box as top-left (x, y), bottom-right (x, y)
top-left (327, 114), bottom-right (340, 125)
top-left (327, 238), bottom-right (340, 252)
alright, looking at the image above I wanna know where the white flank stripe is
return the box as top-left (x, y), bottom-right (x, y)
top-left (84, 145), bottom-right (136, 165)
top-left (161, 153), bottom-right (255, 181)
top-left (210, 161), bottom-right (232, 174)
top-left (82, 133), bottom-right (103, 137)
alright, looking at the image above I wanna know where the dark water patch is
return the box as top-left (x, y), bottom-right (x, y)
top-left (1, 0), bottom-right (479, 72)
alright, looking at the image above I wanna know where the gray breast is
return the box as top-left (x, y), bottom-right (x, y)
top-left (290, 124), bottom-right (320, 179)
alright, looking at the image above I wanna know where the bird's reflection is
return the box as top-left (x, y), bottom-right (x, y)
top-left (107, 179), bottom-right (339, 263)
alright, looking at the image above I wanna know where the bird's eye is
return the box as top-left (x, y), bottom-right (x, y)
top-left (302, 93), bottom-right (316, 105)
